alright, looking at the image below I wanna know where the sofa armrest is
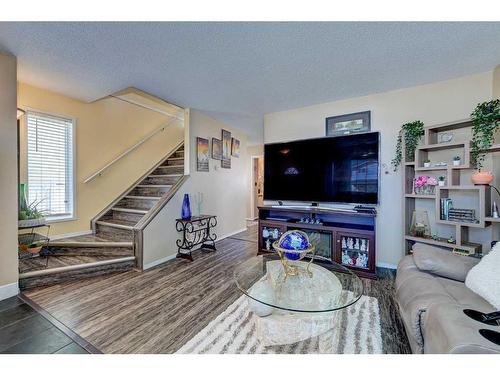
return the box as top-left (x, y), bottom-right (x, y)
top-left (412, 243), bottom-right (480, 282)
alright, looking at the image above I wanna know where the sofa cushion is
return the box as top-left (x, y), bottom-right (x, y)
top-left (466, 243), bottom-right (500, 309)
top-left (412, 243), bottom-right (479, 282)
top-left (422, 303), bottom-right (500, 354)
top-left (395, 255), bottom-right (455, 353)
top-left (436, 277), bottom-right (493, 311)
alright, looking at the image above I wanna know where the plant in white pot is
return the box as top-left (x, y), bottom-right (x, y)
top-left (18, 200), bottom-right (46, 228)
top-left (470, 99), bottom-right (500, 185)
top-left (438, 176), bottom-right (446, 187)
top-left (423, 159), bottom-right (431, 168)
top-left (453, 156), bottom-right (461, 166)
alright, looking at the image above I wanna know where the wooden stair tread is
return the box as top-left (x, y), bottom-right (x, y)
top-left (50, 240), bottom-right (133, 248)
top-left (111, 207), bottom-right (148, 214)
top-left (19, 255), bottom-right (135, 278)
top-left (125, 195), bottom-right (161, 200)
top-left (148, 174), bottom-right (183, 177)
top-left (167, 157), bottom-right (184, 160)
top-left (135, 184), bottom-right (172, 188)
top-left (96, 219), bottom-right (137, 229)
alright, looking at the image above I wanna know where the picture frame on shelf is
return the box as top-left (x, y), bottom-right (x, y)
top-left (326, 111), bottom-right (371, 137)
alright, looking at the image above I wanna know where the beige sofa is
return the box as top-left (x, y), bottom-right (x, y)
top-left (395, 243), bottom-right (500, 354)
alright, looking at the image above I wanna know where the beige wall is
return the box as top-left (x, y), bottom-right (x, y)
top-left (494, 65), bottom-right (500, 99)
top-left (18, 83), bottom-right (184, 236)
top-left (0, 53), bottom-right (19, 298)
top-left (264, 71), bottom-right (493, 267)
top-left (143, 110), bottom-right (249, 268)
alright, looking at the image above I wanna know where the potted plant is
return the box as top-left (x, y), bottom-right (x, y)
top-left (18, 196), bottom-right (46, 228)
top-left (438, 176), bottom-right (446, 187)
top-left (391, 120), bottom-right (424, 171)
top-left (453, 156), bottom-right (461, 166)
top-left (470, 99), bottom-right (500, 184)
top-left (423, 159), bottom-right (431, 168)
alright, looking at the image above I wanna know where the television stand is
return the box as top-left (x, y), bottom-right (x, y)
top-left (258, 205), bottom-right (377, 279)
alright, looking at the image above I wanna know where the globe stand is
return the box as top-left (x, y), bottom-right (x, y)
top-left (273, 243), bottom-right (315, 280)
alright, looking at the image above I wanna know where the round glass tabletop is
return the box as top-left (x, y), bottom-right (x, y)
top-left (234, 254), bottom-right (363, 313)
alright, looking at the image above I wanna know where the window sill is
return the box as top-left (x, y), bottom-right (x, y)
top-left (46, 215), bottom-right (76, 224)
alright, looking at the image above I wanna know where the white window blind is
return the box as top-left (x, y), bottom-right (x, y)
top-left (26, 111), bottom-right (75, 220)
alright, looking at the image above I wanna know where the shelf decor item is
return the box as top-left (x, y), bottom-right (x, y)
top-left (453, 155), bottom-right (461, 166)
top-left (410, 210), bottom-right (431, 238)
top-left (181, 193), bottom-right (192, 220)
top-left (471, 171), bottom-right (494, 185)
top-left (423, 159), bottom-right (431, 168)
top-left (273, 230), bottom-right (315, 278)
top-left (414, 176), bottom-right (436, 195)
top-left (391, 120), bottom-right (424, 171)
top-left (471, 99), bottom-right (500, 171)
top-left (438, 176), bottom-right (446, 187)
top-left (325, 111), bottom-right (371, 137)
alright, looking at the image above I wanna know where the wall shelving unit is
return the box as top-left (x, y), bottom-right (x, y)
top-left (403, 119), bottom-right (498, 256)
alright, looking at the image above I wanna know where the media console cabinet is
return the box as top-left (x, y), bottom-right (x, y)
top-left (258, 206), bottom-right (377, 279)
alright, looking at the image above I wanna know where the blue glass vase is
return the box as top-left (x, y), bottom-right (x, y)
top-left (181, 194), bottom-right (192, 219)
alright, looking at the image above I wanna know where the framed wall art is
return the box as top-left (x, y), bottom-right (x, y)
top-left (211, 138), bottom-right (222, 160)
top-left (231, 138), bottom-right (240, 158)
top-left (196, 137), bottom-right (209, 172)
top-left (221, 129), bottom-right (231, 168)
top-left (326, 111), bottom-right (371, 137)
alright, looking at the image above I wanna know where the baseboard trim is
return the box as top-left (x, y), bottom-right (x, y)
top-left (143, 253), bottom-right (177, 270)
top-left (50, 230), bottom-right (93, 241)
top-left (142, 227), bottom-right (248, 270)
top-left (216, 227), bottom-right (247, 242)
top-left (0, 282), bottom-right (19, 301)
top-left (376, 262), bottom-right (398, 270)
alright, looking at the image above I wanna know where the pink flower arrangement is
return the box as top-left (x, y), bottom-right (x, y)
top-left (414, 176), bottom-right (428, 188)
top-left (426, 177), bottom-right (438, 186)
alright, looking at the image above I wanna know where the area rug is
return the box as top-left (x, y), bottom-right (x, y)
top-left (177, 294), bottom-right (382, 354)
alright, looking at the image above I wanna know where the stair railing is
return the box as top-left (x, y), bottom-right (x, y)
top-left (83, 117), bottom-right (181, 183)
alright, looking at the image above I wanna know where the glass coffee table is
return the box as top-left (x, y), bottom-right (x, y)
top-left (234, 254), bottom-right (363, 352)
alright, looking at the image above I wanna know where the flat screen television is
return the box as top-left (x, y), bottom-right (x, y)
top-left (264, 132), bottom-right (379, 204)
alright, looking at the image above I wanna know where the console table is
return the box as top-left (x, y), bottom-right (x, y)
top-left (258, 206), bottom-right (377, 279)
top-left (176, 215), bottom-right (217, 261)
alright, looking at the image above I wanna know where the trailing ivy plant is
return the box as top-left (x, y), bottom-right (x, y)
top-left (471, 99), bottom-right (500, 170)
top-left (391, 120), bottom-right (424, 171)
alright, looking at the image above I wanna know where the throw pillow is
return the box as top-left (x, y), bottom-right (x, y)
top-left (465, 243), bottom-right (500, 309)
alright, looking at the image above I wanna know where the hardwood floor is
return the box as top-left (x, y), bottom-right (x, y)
top-left (22, 225), bottom-right (411, 354)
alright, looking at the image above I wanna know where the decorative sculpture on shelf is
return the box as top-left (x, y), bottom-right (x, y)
top-left (272, 230), bottom-right (315, 279)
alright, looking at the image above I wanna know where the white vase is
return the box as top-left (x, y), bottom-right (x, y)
top-left (438, 181), bottom-right (445, 187)
top-left (424, 162), bottom-right (431, 168)
top-left (453, 160), bottom-right (460, 166)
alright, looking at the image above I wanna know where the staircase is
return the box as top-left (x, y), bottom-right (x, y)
top-left (19, 143), bottom-right (186, 289)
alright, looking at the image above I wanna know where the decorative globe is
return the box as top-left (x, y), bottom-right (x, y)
top-left (275, 230), bottom-right (311, 260)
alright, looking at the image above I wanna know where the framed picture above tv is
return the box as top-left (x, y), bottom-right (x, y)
top-left (326, 111), bottom-right (371, 137)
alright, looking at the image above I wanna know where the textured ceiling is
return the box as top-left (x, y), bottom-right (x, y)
top-left (1, 22), bottom-right (500, 143)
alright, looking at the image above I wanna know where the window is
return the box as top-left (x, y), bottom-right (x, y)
top-left (26, 111), bottom-right (75, 221)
